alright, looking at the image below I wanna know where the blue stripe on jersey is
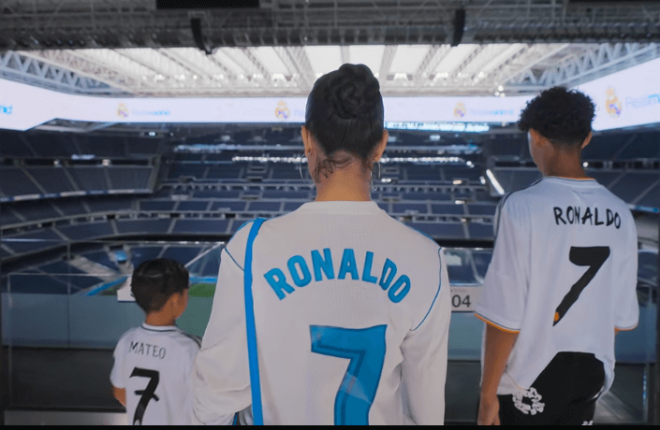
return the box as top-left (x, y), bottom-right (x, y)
top-left (411, 247), bottom-right (444, 331)
top-left (232, 413), bottom-right (238, 425)
top-left (225, 248), bottom-right (244, 271)
top-left (226, 219), bottom-right (256, 248)
top-left (244, 217), bottom-right (266, 426)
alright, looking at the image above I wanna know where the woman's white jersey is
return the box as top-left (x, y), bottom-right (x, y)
top-left (476, 177), bottom-right (639, 396)
top-left (192, 201), bottom-right (451, 425)
top-left (110, 323), bottom-right (201, 425)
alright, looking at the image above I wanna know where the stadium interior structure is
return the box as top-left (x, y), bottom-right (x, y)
top-left (1, 0), bottom-right (659, 425)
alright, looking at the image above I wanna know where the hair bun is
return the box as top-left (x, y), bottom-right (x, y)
top-left (330, 64), bottom-right (380, 120)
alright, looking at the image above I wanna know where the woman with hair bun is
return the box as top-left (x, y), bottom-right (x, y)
top-left (192, 64), bottom-right (451, 425)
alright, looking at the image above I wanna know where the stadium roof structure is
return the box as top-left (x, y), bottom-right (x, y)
top-left (1, 42), bottom-right (658, 98)
top-left (0, 1), bottom-right (658, 97)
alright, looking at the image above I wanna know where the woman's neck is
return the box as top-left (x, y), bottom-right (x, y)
top-left (314, 164), bottom-right (372, 202)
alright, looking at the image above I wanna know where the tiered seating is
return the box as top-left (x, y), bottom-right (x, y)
top-left (107, 167), bottom-right (152, 190)
top-left (29, 135), bottom-right (79, 158)
top-left (492, 169), bottom-right (542, 193)
top-left (407, 222), bottom-right (465, 239)
top-left (582, 133), bottom-right (629, 160)
top-left (26, 168), bottom-right (76, 194)
top-left (0, 132), bottom-right (33, 157)
top-left (13, 201), bottom-right (61, 222)
top-left (609, 172), bottom-right (658, 202)
top-left (67, 167), bottom-right (109, 191)
top-left (116, 219), bottom-right (172, 235)
top-left (58, 222), bottom-right (114, 241)
top-left (0, 168), bottom-right (42, 196)
top-left (3, 228), bottom-right (63, 254)
top-left (616, 132), bottom-right (659, 160)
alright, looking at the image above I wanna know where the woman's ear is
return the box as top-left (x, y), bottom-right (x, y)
top-left (301, 126), bottom-right (312, 157)
top-left (372, 130), bottom-right (389, 163)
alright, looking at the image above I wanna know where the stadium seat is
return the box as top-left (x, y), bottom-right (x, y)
top-left (58, 222), bottom-right (114, 241)
top-left (116, 219), bottom-right (173, 235)
top-left (27, 168), bottom-right (76, 194)
top-left (173, 219), bottom-right (230, 234)
top-left (467, 222), bottom-right (495, 240)
top-left (407, 222), bottom-right (466, 239)
top-left (431, 204), bottom-right (465, 215)
top-left (177, 201), bottom-right (211, 211)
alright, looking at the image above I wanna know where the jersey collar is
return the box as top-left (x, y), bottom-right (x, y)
top-left (141, 323), bottom-right (178, 332)
top-left (296, 200), bottom-right (383, 215)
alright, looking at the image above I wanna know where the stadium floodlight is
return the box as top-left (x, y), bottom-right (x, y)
top-left (486, 169), bottom-right (505, 196)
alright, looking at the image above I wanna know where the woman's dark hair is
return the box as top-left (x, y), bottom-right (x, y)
top-left (131, 258), bottom-right (189, 314)
top-left (305, 63), bottom-right (384, 179)
top-left (518, 86), bottom-right (595, 148)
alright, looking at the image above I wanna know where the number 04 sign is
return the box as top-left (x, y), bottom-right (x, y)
top-left (449, 286), bottom-right (480, 312)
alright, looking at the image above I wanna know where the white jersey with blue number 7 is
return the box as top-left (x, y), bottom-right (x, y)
top-left (191, 201), bottom-right (452, 425)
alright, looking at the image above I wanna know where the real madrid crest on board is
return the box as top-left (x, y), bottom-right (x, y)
top-left (605, 88), bottom-right (622, 118)
top-left (454, 102), bottom-right (466, 118)
top-left (117, 103), bottom-right (129, 118)
top-left (275, 100), bottom-right (290, 120)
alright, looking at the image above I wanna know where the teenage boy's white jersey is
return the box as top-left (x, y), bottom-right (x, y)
top-left (476, 177), bottom-right (639, 396)
top-left (192, 201), bottom-right (451, 425)
top-left (110, 323), bottom-right (201, 425)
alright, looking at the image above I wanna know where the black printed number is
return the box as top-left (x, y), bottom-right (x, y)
top-left (451, 294), bottom-right (471, 309)
top-left (130, 368), bottom-right (160, 425)
top-left (554, 246), bottom-right (610, 326)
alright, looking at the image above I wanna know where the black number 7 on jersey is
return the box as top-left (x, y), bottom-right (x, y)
top-left (554, 246), bottom-right (610, 326)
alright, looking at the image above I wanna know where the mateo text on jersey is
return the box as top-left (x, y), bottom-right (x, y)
top-left (129, 341), bottom-right (166, 359)
top-left (264, 248), bottom-right (411, 303)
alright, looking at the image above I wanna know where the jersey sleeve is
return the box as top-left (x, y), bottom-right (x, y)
top-left (475, 196), bottom-right (530, 333)
top-left (615, 212), bottom-right (640, 330)
top-left (191, 246), bottom-right (251, 426)
top-left (110, 335), bottom-right (127, 389)
top-left (400, 248), bottom-right (451, 425)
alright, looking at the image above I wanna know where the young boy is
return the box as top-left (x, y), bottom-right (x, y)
top-left (476, 87), bottom-right (639, 425)
top-left (110, 258), bottom-right (201, 425)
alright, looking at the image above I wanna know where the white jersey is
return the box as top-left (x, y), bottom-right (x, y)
top-left (476, 177), bottom-right (639, 395)
top-left (110, 323), bottom-right (201, 425)
top-left (192, 201), bottom-right (451, 425)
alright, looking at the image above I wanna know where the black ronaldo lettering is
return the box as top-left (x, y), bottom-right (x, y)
top-left (606, 209), bottom-right (615, 226)
top-left (553, 207), bottom-right (566, 225)
top-left (594, 208), bottom-right (604, 226)
top-left (566, 206), bottom-right (575, 224)
top-left (581, 207), bottom-right (593, 225)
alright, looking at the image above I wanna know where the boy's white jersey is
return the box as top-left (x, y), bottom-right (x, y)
top-left (192, 201), bottom-right (451, 425)
top-left (476, 177), bottom-right (639, 395)
top-left (110, 323), bottom-right (201, 425)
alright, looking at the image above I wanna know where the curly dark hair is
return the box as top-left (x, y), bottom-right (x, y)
top-left (131, 258), bottom-right (189, 314)
top-left (305, 63), bottom-right (384, 179)
top-left (518, 86), bottom-right (596, 148)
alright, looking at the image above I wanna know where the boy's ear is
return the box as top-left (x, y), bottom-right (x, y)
top-left (581, 131), bottom-right (593, 150)
top-left (529, 128), bottom-right (544, 148)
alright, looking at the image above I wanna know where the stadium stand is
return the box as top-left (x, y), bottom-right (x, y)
top-left (2, 128), bottom-right (658, 267)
